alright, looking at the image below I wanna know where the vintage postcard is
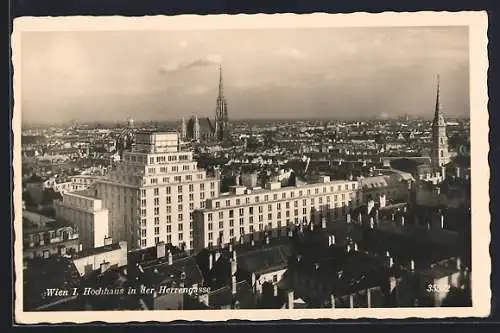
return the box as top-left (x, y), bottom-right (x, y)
top-left (12, 12), bottom-right (490, 323)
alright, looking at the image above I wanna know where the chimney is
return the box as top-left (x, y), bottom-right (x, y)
top-left (367, 288), bottom-right (372, 308)
top-left (287, 290), bottom-right (294, 309)
top-left (231, 276), bottom-right (237, 295)
top-left (456, 257), bottom-right (462, 270)
top-left (208, 253), bottom-right (213, 270)
top-left (167, 250), bottom-right (173, 265)
top-left (388, 256), bottom-right (394, 268)
top-left (215, 251), bottom-right (221, 262)
top-left (389, 276), bottom-right (397, 294)
top-left (104, 237), bottom-right (113, 246)
top-left (379, 194), bottom-right (386, 208)
top-left (349, 294), bottom-right (354, 308)
top-left (157, 242), bottom-right (166, 259)
top-left (410, 260), bottom-right (415, 272)
top-left (330, 294), bottom-right (336, 308)
top-left (273, 284), bottom-right (278, 297)
top-left (231, 259), bottom-right (237, 276)
top-left (328, 235), bottom-right (336, 246)
top-left (321, 217), bottom-right (327, 229)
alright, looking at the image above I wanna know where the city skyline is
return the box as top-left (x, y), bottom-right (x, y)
top-left (21, 26), bottom-right (469, 125)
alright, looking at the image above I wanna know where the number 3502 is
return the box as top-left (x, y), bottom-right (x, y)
top-left (426, 284), bottom-right (450, 292)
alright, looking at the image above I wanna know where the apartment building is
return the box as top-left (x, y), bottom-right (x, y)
top-left (193, 176), bottom-right (360, 252)
top-left (54, 190), bottom-right (109, 250)
top-left (94, 132), bottom-right (220, 251)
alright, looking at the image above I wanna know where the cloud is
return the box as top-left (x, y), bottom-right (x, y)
top-left (159, 53), bottom-right (223, 74)
top-left (274, 48), bottom-right (306, 60)
top-left (185, 85), bottom-right (209, 95)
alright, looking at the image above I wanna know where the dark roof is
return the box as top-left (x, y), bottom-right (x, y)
top-left (74, 243), bottom-right (122, 258)
top-left (23, 257), bottom-right (81, 310)
top-left (208, 280), bottom-right (256, 309)
top-left (128, 243), bottom-right (184, 266)
top-left (290, 245), bottom-right (396, 297)
top-left (359, 228), bottom-right (457, 268)
top-left (139, 255), bottom-right (204, 289)
top-left (237, 243), bottom-right (291, 275)
top-left (449, 155), bottom-right (471, 168)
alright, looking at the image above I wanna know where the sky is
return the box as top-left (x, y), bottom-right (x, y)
top-left (20, 26), bottom-right (469, 124)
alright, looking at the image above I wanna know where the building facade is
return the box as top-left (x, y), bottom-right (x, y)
top-left (23, 213), bottom-right (80, 260)
top-left (430, 75), bottom-right (450, 169)
top-left (193, 177), bottom-right (360, 252)
top-left (54, 191), bottom-right (109, 250)
top-left (95, 132), bottom-right (220, 251)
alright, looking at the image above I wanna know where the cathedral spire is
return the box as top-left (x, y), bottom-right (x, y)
top-left (434, 74), bottom-right (441, 121)
top-left (218, 64), bottom-right (224, 98)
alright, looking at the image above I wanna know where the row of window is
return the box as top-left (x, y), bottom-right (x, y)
top-left (208, 195), bottom-right (353, 220)
top-left (147, 163), bottom-right (196, 174)
top-left (207, 206), bottom-right (346, 230)
top-left (139, 227), bottom-right (194, 237)
top-left (212, 184), bottom-right (356, 208)
top-left (140, 183), bottom-right (215, 197)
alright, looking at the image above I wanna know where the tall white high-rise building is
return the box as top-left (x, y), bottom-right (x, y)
top-left (95, 132), bottom-right (220, 250)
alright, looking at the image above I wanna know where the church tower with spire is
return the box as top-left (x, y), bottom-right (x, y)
top-left (431, 75), bottom-right (450, 169)
top-left (215, 65), bottom-right (230, 142)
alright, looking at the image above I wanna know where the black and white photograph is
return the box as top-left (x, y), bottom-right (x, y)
top-left (12, 12), bottom-right (490, 323)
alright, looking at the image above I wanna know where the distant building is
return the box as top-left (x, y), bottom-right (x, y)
top-left (69, 175), bottom-right (107, 192)
top-left (183, 115), bottom-right (216, 142)
top-left (95, 132), bottom-right (220, 251)
top-left (179, 66), bottom-right (230, 143)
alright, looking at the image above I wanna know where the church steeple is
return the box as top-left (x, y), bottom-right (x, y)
top-left (431, 74), bottom-right (449, 170)
top-left (215, 64), bottom-right (230, 142)
top-left (434, 75), bottom-right (441, 119)
top-left (218, 65), bottom-right (224, 99)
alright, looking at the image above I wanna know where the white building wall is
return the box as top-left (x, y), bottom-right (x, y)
top-left (54, 192), bottom-right (110, 250)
